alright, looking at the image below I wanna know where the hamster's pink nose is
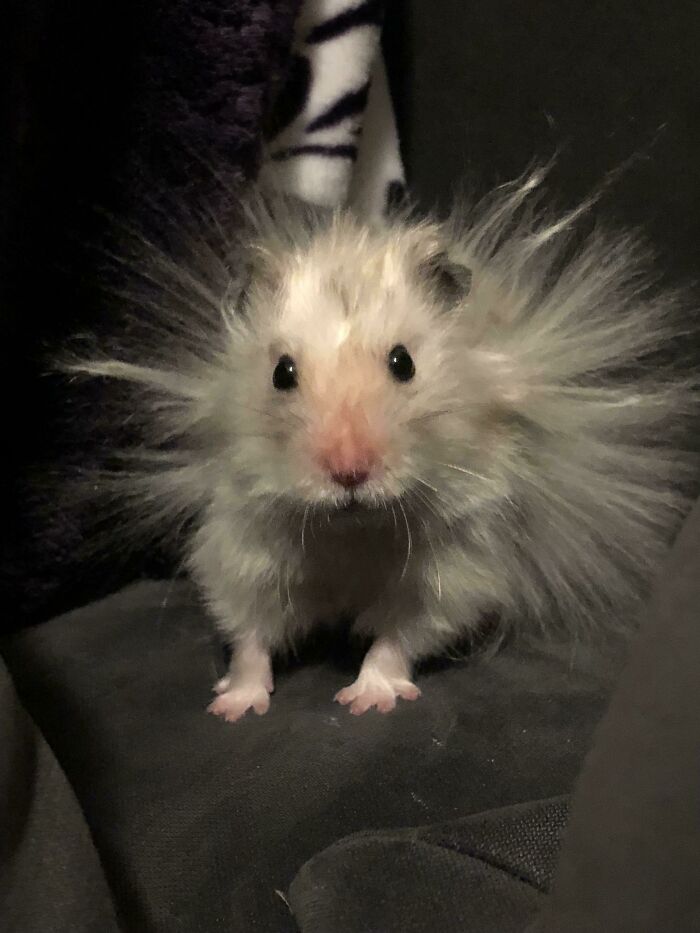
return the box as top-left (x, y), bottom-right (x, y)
top-left (315, 407), bottom-right (381, 490)
top-left (330, 469), bottom-right (370, 490)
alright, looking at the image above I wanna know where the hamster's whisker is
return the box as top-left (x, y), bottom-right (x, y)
top-left (237, 404), bottom-right (304, 426)
top-left (402, 492), bottom-right (446, 601)
top-left (284, 561), bottom-right (296, 619)
top-left (301, 504), bottom-right (310, 554)
top-left (421, 494), bottom-right (445, 526)
top-left (389, 502), bottom-right (399, 539)
top-left (411, 474), bottom-right (454, 513)
top-left (407, 407), bottom-right (473, 426)
top-left (254, 491), bottom-right (290, 527)
top-left (397, 498), bottom-right (413, 581)
top-left (411, 475), bottom-right (439, 495)
top-left (235, 430), bottom-right (279, 441)
top-left (432, 460), bottom-right (490, 482)
top-left (421, 517), bottom-right (442, 602)
top-left (404, 483), bottom-right (443, 525)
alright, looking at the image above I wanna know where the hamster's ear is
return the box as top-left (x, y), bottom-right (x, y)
top-left (231, 263), bottom-right (254, 317)
top-left (233, 246), bottom-right (281, 317)
top-left (419, 251), bottom-right (472, 309)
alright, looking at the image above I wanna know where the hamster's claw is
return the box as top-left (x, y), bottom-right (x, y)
top-left (334, 676), bottom-right (421, 716)
top-left (207, 681), bottom-right (272, 722)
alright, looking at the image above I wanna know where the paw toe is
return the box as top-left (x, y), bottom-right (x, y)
top-left (252, 694), bottom-right (271, 715)
top-left (376, 695), bottom-right (398, 714)
top-left (397, 682), bottom-right (421, 701)
top-left (349, 696), bottom-right (372, 716)
top-left (334, 687), bottom-right (354, 706)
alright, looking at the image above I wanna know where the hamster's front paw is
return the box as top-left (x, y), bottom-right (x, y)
top-left (334, 674), bottom-right (421, 716)
top-left (207, 678), bottom-right (272, 722)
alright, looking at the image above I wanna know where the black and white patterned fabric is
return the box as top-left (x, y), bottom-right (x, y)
top-left (261, 0), bottom-right (406, 216)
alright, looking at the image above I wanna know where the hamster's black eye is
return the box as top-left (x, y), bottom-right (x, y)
top-left (273, 355), bottom-right (298, 391)
top-left (387, 345), bottom-right (415, 383)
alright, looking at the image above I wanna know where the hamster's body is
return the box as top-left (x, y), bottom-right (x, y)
top-left (69, 172), bottom-right (697, 720)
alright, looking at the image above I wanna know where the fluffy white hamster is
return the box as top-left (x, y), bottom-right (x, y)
top-left (68, 171), bottom-right (698, 721)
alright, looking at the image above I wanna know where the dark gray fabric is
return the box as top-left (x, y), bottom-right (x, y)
top-left (0, 658), bottom-right (118, 933)
top-left (416, 796), bottom-right (569, 892)
top-left (528, 496), bottom-right (700, 933)
top-left (1, 586), bottom-right (620, 932)
top-left (290, 797), bottom-right (568, 933)
top-left (292, 837), bottom-right (540, 933)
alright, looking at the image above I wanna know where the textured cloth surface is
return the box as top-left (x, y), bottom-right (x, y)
top-left (290, 797), bottom-right (568, 932)
top-left (528, 496), bottom-right (700, 933)
top-left (2, 587), bottom-right (620, 932)
top-left (0, 658), bottom-right (119, 933)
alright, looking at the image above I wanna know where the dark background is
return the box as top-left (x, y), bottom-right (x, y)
top-left (3, 0), bottom-right (700, 628)
top-left (387, 0), bottom-right (700, 289)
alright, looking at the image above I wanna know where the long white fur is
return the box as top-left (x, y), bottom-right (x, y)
top-left (66, 172), bottom-right (698, 680)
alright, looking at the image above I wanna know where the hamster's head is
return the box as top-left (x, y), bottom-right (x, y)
top-left (218, 212), bottom-right (522, 519)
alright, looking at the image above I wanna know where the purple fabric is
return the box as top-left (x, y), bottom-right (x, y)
top-left (2, 0), bottom-right (302, 628)
top-left (129, 0), bottom-right (302, 200)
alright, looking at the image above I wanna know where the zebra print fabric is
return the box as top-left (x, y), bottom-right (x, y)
top-left (261, 0), bottom-right (406, 216)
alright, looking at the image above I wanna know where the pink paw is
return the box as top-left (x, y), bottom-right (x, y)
top-left (334, 676), bottom-right (421, 716)
top-left (207, 682), bottom-right (272, 722)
